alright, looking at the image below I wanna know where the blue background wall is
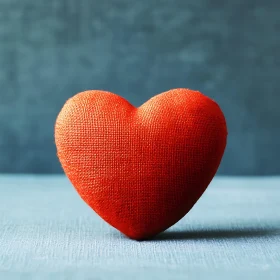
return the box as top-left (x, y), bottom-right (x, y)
top-left (0, 0), bottom-right (279, 175)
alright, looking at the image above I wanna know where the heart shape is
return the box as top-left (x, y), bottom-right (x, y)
top-left (55, 88), bottom-right (227, 240)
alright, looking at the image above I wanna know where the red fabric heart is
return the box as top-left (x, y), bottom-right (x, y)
top-left (55, 88), bottom-right (227, 240)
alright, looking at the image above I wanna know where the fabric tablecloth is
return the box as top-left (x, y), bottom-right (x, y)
top-left (0, 175), bottom-right (279, 280)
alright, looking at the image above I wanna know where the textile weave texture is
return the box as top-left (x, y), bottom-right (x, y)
top-left (55, 89), bottom-right (227, 239)
top-left (0, 175), bottom-right (280, 280)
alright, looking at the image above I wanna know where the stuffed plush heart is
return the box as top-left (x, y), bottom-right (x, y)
top-left (55, 88), bottom-right (227, 240)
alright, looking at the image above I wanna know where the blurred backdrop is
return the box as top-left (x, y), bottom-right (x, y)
top-left (0, 0), bottom-right (279, 175)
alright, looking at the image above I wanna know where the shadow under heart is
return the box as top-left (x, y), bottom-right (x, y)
top-left (150, 226), bottom-right (280, 241)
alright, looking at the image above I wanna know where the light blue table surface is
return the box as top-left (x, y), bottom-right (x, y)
top-left (0, 175), bottom-right (280, 280)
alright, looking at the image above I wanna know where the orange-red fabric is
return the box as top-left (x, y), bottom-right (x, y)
top-left (55, 88), bottom-right (227, 240)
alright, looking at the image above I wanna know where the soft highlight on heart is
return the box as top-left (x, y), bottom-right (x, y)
top-left (55, 88), bottom-right (227, 240)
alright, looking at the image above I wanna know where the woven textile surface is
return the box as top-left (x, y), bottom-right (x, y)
top-left (0, 175), bottom-right (280, 280)
top-left (55, 89), bottom-right (227, 239)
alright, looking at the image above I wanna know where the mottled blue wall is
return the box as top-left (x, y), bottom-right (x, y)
top-left (0, 0), bottom-right (279, 175)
